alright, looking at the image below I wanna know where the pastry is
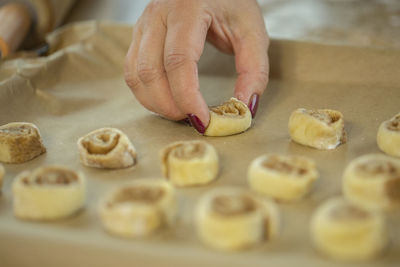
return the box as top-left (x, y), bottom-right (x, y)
top-left (377, 113), bottom-right (400, 157)
top-left (78, 127), bottom-right (137, 169)
top-left (343, 154), bottom-right (400, 211)
top-left (288, 108), bottom-right (346, 150)
top-left (195, 187), bottom-right (279, 251)
top-left (248, 154), bottom-right (319, 201)
top-left (204, 97), bottom-right (252, 136)
top-left (311, 197), bottom-right (387, 261)
top-left (0, 122), bottom-right (46, 163)
top-left (160, 140), bottom-right (219, 186)
top-left (12, 165), bottom-right (86, 220)
top-left (0, 164), bottom-right (4, 190)
top-left (99, 179), bottom-right (176, 237)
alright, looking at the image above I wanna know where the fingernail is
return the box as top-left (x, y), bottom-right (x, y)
top-left (248, 93), bottom-right (260, 118)
top-left (187, 114), bottom-right (206, 134)
top-left (178, 118), bottom-right (191, 125)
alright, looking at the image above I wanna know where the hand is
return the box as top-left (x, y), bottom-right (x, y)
top-left (124, 0), bottom-right (269, 133)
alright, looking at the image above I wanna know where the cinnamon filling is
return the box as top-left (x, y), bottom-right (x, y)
top-left (263, 156), bottom-right (308, 176)
top-left (386, 177), bottom-right (400, 202)
top-left (387, 116), bottom-right (400, 131)
top-left (82, 130), bottom-right (120, 154)
top-left (212, 194), bottom-right (256, 216)
top-left (171, 142), bottom-right (206, 159)
top-left (357, 160), bottom-right (399, 177)
top-left (210, 99), bottom-right (247, 116)
top-left (304, 109), bottom-right (341, 124)
top-left (331, 203), bottom-right (370, 220)
top-left (0, 125), bottom-right (33, 136)
top-left (23, 169), bottom-right (78, 185)
top-left (112, 186), bottom-right (165, 205)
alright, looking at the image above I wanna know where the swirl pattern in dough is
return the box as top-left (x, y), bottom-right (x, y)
top-left (160, 140), bottom-right (219, 186)
top-left (288, 108), bottom-right (346, 150)
top-left (99, 179), bottom-right (176, 237)
top-left (195, 187), bottom-right (279, 251)
top-left (78, 128), bottom-right (137, 169)
top-left (12, 165), bottom-right (86, 220)
top-left (343, 154), bottom-right (400, 211)
top-left (311, 197), bottom-right (387, 261)
top-left (0, 122), bottom-right (46, 163)
top-left (248, 154), bottom-right (319, 201)
top-left (204, 97), bottom-right (252, 136)
top-left (377, 113), bottom-right (400, 157)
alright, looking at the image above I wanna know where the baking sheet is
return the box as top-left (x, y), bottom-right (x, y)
top-left (0, 21), bottom-right (399, 267)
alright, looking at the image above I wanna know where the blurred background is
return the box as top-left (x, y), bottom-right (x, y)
top-left (66, 0), bottom-right (400, 48)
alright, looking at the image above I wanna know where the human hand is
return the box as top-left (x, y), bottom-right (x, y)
top-left (124, 0), bottom-right (269, 133)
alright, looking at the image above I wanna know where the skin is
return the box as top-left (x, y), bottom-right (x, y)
top-left (124, 0), bottom-right (269, 127)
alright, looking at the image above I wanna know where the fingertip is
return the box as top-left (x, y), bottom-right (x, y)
top-left (234, 91), bottom-right (247, 104)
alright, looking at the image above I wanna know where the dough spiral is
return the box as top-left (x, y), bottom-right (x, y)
top-left (311, 197), bottom-right (387, 261)
top-left (195, 187), bottom-right (279, 251)
top-left (12, 165), bottom-right (86, 220)
top-left (160, 140), bottom-right (219, 186)
top-left (99, 179), bottom-right (176, 237)
top-left (377, 113), bottom-right (400, 157)
top-left (288, 108), bottom-right (346, 150)
top-left (343, 154), bottom-right (400, 211)
top-left (204, 97), bottom-right (252, 136)
top-left (248, 154), bottom-right (319, 201)
top-left (78, 128), bottom-right (137, 169)
top-left (0, 122), bottom-right (46, 163)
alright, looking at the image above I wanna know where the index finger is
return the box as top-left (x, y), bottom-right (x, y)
top-left (164, 11), bottom-right (212, 132)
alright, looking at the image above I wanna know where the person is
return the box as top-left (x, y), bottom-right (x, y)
top-left (124, 0), bottom-right (269, 134)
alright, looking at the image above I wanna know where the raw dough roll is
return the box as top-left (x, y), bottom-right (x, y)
top-left (160, 140), bottom-right (219, 186)
top-left (12, 165), bottom-right (86, 220)
top-left (195, 187), bottom-right (279, 251)
top-left (311, 197), bottom-right (387, 261)
top-left (377, 113), bottom-right (400, 157)
top-left (0, 122), bottom-right (46, 163)
top-left (248, 154), bottom-right (319, 201)
top-left (343, 154), bottom-right (400, 211)
top-left (0, 164), bottom-right (4, 190)
top-left (204, 97), bottom-right (252, 136)
top-left (288, 108), bottom-right (346, 150)
top-left (78, 127), bottom-right (137, 169)
top-left (99, 179), bottom-right (176, 237)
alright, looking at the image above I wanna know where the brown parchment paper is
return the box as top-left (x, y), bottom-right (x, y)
top-left (0, 21), bottom-right (400, 267)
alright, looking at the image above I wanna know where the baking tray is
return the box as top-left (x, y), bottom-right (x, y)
top-left (0, 22), bottom-right (399, 267)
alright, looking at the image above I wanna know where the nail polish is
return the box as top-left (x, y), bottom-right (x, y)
top-left (187, 114), bottom-right (206, 134)
top-left (248, 93), bottom-right (260, 118)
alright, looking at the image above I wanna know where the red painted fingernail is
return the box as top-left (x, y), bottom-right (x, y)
top-left (187, 114), bottom-right (206, 134)
top-left (248, 93), bottom-right (260, 118)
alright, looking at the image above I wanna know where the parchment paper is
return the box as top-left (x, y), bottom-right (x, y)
top-left (0, 21), bottom-right (399, 267)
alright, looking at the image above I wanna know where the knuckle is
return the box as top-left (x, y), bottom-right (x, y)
top-left (164, 52), bottom-right (191, 72)
top-left (137, 62), bottom-right (164, 84)
top-left (124, 66), bottom-right (141, 91)
top-left (125, 74), bottom-right (141, 91)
